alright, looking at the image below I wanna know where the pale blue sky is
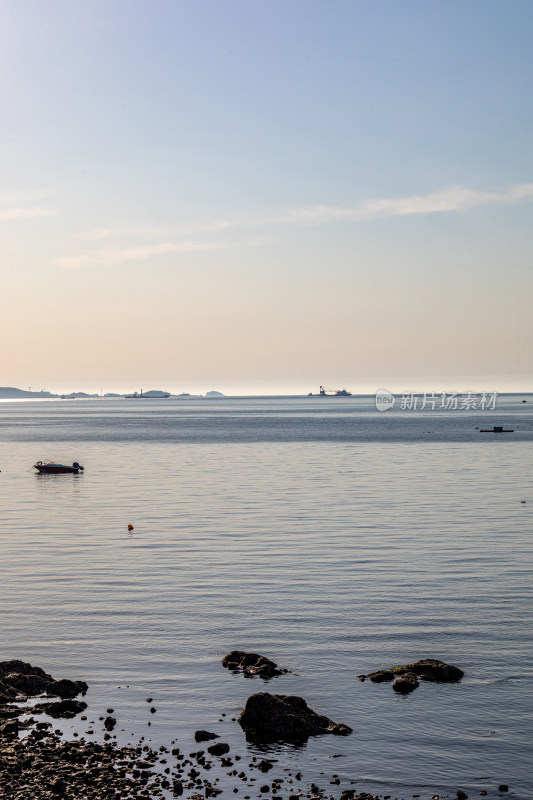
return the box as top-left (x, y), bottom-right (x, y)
top-left (1, 0), bottom-right (532, 394)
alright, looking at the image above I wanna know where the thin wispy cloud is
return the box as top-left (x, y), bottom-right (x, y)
top-left (57, 240), bottom-right (233, 269)
top-left (58, 182), bottom-right (533, 267)
top-left (0, 207), bottom-right (57, 221)
top-left (288, 183), bottom-right (533, 224)
top-left (82, 182), bottom-right (533, 240)
top-left (78, 218), bottom-right (235, 242)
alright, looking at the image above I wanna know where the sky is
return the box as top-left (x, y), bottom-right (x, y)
top-left (1, 0), bottom-right (532, 395)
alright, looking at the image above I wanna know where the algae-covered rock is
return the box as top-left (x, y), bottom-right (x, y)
top-left (359, 658), bottom-right (463, 694)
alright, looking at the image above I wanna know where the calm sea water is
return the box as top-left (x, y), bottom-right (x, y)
top-left (0, 396), bottom-right (532, 799)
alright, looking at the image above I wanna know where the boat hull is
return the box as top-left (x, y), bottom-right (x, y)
top-left (34, 463), bottom-right (82, 474)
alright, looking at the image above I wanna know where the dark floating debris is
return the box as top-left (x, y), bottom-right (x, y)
top-left (358, 659), bottom-right (464, 693)
top-left (222, 651), bottom-right (290, 679)
top-left (238, 692), bottom-right (352, 741)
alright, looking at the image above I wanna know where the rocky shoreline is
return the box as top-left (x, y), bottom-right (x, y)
top-left (0, 657), bottom-right (511, 800)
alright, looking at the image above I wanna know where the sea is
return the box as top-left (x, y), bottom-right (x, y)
top-left (0, 395), bottom-right (532, 799)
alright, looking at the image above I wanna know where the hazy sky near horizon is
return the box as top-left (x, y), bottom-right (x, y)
top-left (1, 0), bottom-right (532, 395)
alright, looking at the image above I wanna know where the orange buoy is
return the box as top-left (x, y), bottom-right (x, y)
top-left (128, 524), bottom-right (134, 531)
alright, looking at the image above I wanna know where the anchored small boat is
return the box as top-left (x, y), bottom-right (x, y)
top-left (34, 461), bottom-right (84, 474)
top-left (479, 426), bottom-right (514, 433)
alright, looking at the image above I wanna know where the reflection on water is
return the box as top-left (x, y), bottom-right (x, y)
top-left (0, 398), bottom-right (532, 798)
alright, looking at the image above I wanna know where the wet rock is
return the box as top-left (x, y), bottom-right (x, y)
top-left (352, 795), bottom-right (380, 800)
top-left (0, 659), bottom-right (51, 681)
top-left (0, 660), bottom-right (88, 716)
top-left (359, 658), bottom-right (463, 690)
top-left (406, 659), bottom-right (464, 682)
top-left (238, 693), bottom-right (352, 741)
top-left (0, 669), bottom-right (49, 696)
top-left (256, 759), bottom-right (275, 772)
top-left (0, 718), bottom-right (19, 738)
top-left (37, 699), bottom-right (88, 718)
top-left (207, 742), bottom-right (230, 756)
top-left (392, 672), bottom-right (419, 694)
top-left (0, 679), bottom-right (18, 703)
top-left (222, 651), bottom-right (289, 679)
top-left (367, 670), bottom-right (395, 683)
top-left (46, 679), bottom-right (88, 699)
top-left (195, 729), bottom-right (219, 742)
top-left (0, 706), bottom-right (21, 719)
top-left (456, 792), bottom-right (468, 800)
top-left (498, 786), bottom-right (509, 793)
top-left (104, 716), bottom-right (116, 731)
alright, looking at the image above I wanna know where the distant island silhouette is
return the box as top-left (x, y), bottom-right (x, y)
top-left (0, 387), bottom-right (224, 399)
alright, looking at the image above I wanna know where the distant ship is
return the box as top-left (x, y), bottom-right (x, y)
top-left (124, 390), bottom-right (170, 399)
top-left (308, 385), bottom-right (352, 397)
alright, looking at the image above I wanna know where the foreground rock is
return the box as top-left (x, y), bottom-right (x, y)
top-left (239, 692), bottom-right (352, 741)
top-left (358, 659), bottom-right (463, 692)
top-left (0, 660), bottom-right (87, 707)
top-left (45, 677), bottom-right (89, 698)
top-left (34, 699), bottom-right (88, 718)
top-left (222, 650), bottom-right (289, 679)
